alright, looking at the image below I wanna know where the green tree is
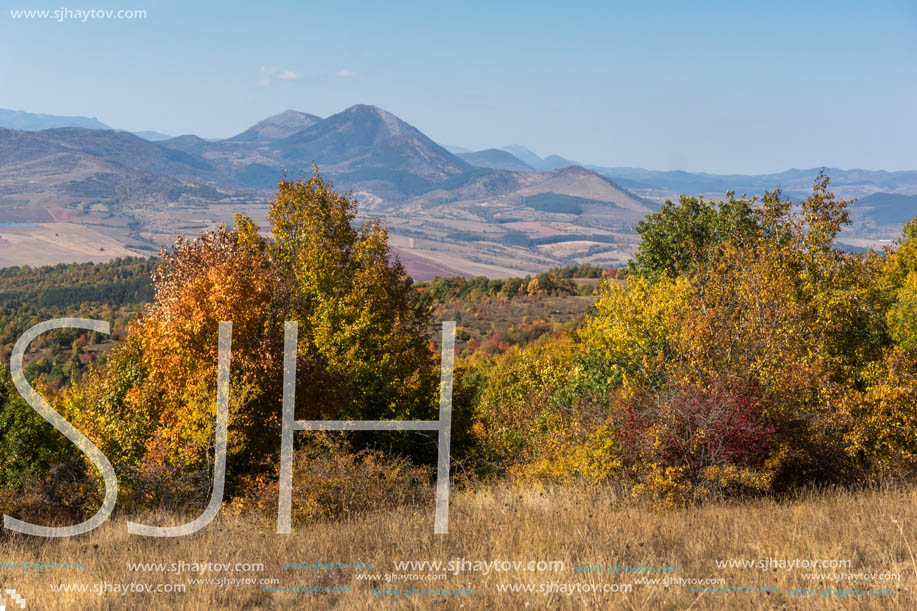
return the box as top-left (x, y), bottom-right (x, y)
top-left (269, 172), bottom-right (437, 424)
top-left (627, 192), bottom-right (760, 281)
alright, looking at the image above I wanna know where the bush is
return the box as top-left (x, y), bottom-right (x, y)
top-left (230, 435), bottom-right (432, 526)
top-left (620, 382), bottom-right (776, 504)
top-left (841, 347), bottom-right (917, 477)
top-left (0, 366), bottom-right (92, 522)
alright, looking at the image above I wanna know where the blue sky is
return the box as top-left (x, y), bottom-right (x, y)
top-left (1, 0), bottom-right (915, 173)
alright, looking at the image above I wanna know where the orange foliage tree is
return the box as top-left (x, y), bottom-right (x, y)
top-left (63, 171), bottom-right (438, 507)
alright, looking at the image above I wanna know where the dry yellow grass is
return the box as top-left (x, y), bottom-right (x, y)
top-left (0, 223), bottom-right (142, 267)
top-left (1, 485), bottom-right (915, 610)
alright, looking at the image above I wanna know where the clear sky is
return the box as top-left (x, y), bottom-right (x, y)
top-left (1, 0), bottom-right (915, 173)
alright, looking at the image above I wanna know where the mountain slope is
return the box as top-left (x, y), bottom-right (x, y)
top-left (502, 145), bottom-right (544, 169)
top-left (38, 128), bottom-right (218, 177)
top-left (514, 166), bottom-right (651, 213)
top-left (501, 145), bottom-right (579, 171)
top-left (0, 128), bottom-right (238, 224)
top-left (854, 192), bottom-right (917, 226)
top-left (540, 154), bottom-right (581, 171)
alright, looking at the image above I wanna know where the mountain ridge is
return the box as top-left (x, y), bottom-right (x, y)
top-left (0, 108), bottom-right (112, 131)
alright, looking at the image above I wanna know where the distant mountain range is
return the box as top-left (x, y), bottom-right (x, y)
top-left (153, 104), bottom-right (475, 201)
top-left (0, 104), bottom-right (658, 275)
top-left (0, 103), bottom-right (914, 276)
top-left (579, 166), bottom-right (917, 233)
top-left (0, 108), bottom-right (112, 131)
top-left (589, 166), bottom-right (917, 200)
top-left (457, 149), bottom-right (534, 172)
top-left (0, 108), bottom-right (172, 142)
top-left (502, 145), bottom-right (580, 172)
top-left (448, 144), bottom-right (582, 173)
top-left (0, 105), bottom-right (645, 219)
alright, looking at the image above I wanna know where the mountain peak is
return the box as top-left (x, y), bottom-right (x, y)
top-left (342, 104), bottom-right (390, 115)
top-left (340, 104), bottom-right (410, 136)
top-left (272, 104), bottom-right (470, 188)
top-left (229, 110), bottom-right (322, 141)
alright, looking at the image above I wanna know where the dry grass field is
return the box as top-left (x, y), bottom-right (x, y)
top-left (0, 223), bottom-right (142, 268)
top-left (2, 485), bottom-right (915, 610)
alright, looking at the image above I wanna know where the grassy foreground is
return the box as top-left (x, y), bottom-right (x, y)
top-left (1, 485), bottom-right (915, 610)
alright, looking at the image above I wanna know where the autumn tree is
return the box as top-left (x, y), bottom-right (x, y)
top-left (64, 170), bottom-right (440, 507)
top-left (269, 173), bottom-right (436, 425)
top-left (884, 215), bottom-right (917, 349)
top-left (63, 222), bottom-right (282, 504)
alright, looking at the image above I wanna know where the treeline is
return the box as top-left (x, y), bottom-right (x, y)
top-left (0, 255), bottom-right (610, 314)
top-left (417, 264), bottom-right (610, 303)
top-left (0, 257), bottom-right (156, 308)
top-left (447, 230), bottom-right (615, 248)
top-left (0, 257), bottom-right (611, 312)
top-left (0, 258), bottom-right (155, 389)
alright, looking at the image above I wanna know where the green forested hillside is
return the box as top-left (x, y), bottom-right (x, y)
top-left (0, 256), bottom-right (155, 307)
top-left (0, 257), bottom-right (156, 388)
